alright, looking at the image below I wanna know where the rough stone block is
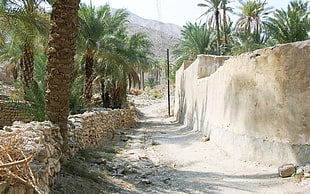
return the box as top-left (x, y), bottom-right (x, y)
top-left (278, 164), bottom-right (296, 178)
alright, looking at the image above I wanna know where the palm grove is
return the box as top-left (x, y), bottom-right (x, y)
top-left (0, 0), bottom-right (309, 146)
top-left (173, 0), bottom-right (310, 66)
top-left (0, 0), bottom-right (155, 143)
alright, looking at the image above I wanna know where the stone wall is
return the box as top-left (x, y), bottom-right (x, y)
top-left (67, 108), bottom-right (137, 155)
top-left (175, 40), bottom-right (310, 166)
top-left (0, 98), bottom-right (33, 129)
top-left (0, 108), bottom-right (137, 193)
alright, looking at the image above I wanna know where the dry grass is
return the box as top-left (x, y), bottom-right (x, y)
top-left (0, 130), bottom-right (43, 194)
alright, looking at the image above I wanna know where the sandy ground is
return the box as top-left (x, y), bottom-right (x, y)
top-left (52, 94), bottom-right (310, 194)
top-left (133, 95), bottom-right (309, 194)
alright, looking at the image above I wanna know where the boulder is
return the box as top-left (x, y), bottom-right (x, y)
top-left (278, 164), bottom-right (296, 178)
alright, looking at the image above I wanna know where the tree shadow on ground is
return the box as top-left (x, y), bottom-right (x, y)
top-left (52, 107), bottom-right (288, 194)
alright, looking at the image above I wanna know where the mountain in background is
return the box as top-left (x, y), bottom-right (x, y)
top-left (113, 9), bottom-right (183, 60)
top-left (126, 12), bottom-right (182, 37)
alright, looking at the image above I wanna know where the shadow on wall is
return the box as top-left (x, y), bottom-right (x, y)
top-left (194, 96), bottom-right (208, 136)
top-left (176, 67), bottom-right (186, 124)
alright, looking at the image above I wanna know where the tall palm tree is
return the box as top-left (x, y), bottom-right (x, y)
top-left (78, 3), bottom-right (108, 100)
top-left (264, 0), bottom-right (310, 43)
top-left (124, 32), bottom-right (153, 90)
top-left (0, 40), bottom-right (22, 80)
top-left (45, 0), bottom-right (80, 143)
top-left (78, 3), bottom-right (128, 100)
top-left (94, 27), bottom-right (153, 109)
top-left (1, 0), bottom-right (49, 87)
top-left (198, 0), bottom-right (222, 55)
top-left (235, 0), bottom-right (272, 37)
top-left (173, 22), bottom-right (217, 66)
top-left (222, 0), bottom-right (232, 45)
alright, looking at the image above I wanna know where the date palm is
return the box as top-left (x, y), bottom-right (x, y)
top-left (198, 0), bottom-right (222, 55)
top-left (124, 32), bottom-right (153, 90)
top-left (95, 30), bottom-right (153, 108)
top-left (222, 0), bottom-right (233, 45)
top-left (235, 0), bottom-right (272, 37)
top-left (45, 0), bottom-right (80, 143)
top-left (173, 22), bottom-right (216, 66)
top-left (78, 3), bottom-right (128, 100)
top-left (231, 31), bottom-right (267, 55)
top-left (0, 0), bottom-right (49, 87)
top-left (0, 40), bottom-right (22, 80)
top-left (264, 0), bottom-right (310, 43)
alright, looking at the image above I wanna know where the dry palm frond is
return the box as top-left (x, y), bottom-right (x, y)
top-left (0, 130), bottom-right (43, 194)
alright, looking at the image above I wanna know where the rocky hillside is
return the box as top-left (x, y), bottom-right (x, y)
top-left (126, 12), bottom-right (182, 37)
top-left (126, 23), bottom-right (180, 60)
top-left (123, 10), bottom-right (182, 60)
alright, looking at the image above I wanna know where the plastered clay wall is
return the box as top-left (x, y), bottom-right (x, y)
top-left (175, 40), bottom-right (310, 166)
top-left (0, 108), bottom-right (137, 193)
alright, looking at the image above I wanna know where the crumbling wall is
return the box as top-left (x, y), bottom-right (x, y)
top-left (0, 108), bottom-right (137, 193)
top-left (175, 40), bottom-right (310, 166)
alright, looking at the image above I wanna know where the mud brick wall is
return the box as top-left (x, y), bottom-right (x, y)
top-left (175, 40), bottom-right (310, 166)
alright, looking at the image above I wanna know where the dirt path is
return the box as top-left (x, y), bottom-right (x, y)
top-left (52, 95), bottom-right (310, 194)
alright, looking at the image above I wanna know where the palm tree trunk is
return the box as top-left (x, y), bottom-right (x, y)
top-left (101, 80), bottom-right (110, 108)
top-left (141, 71), bottom-right (145, 90)
top-left (128, 76), bottom-right (132, 90)
top-left (215, 9), bottom-right (221, 55)
top-left (223, 5), bottom-right (228, 45)
top-left (156, 66), bottom-right (159, 84)
top-left (138, 67), bottom-right (141, 89)
top-left (21, 42), bottom-right (34, 87)
top-left (83, 52), bottom-right (94, 100)
top-left (247, 18), bottom-right (251, 38)
top-left (111, 79), bottom-right (126, 109)
top-left (45, 0), bottom-right (80, 145)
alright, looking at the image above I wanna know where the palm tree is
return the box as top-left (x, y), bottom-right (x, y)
top-left (78, 3), bottom-right (128, 100)
top-left (0, 5), bottom-right (10, 47)
top-left (124, 32), bottom-right (153, 90)
top-left (1, 0), bottom-right (49, 87)
top-left (0, 40), bottom-right (22, 80)
top-left (222, 0), bottom-right (232, 45)
top-left (78, 3), bottom-right (108, 100)
top-left (120, 32), bottom-right (152, 106)
top-left (95, 29), bottom-right (153, 108)
top-left (235, 0), bottom-right (272, 37)
top-left (198, 0), bottom-right (222, 55)
top-left (148, 59), bottom-right (162, 85)
top-left (264, 0), bottom-right (310, 43)
top-left (45, 0), bottom-right (80, 143)
top-left (231, 30), bottom-right (267, 55)
top-left (173, 22), bottom-right (217, 66)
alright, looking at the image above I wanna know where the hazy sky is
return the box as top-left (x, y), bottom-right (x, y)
top-left (80, 0), bottom-right (293, 26)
